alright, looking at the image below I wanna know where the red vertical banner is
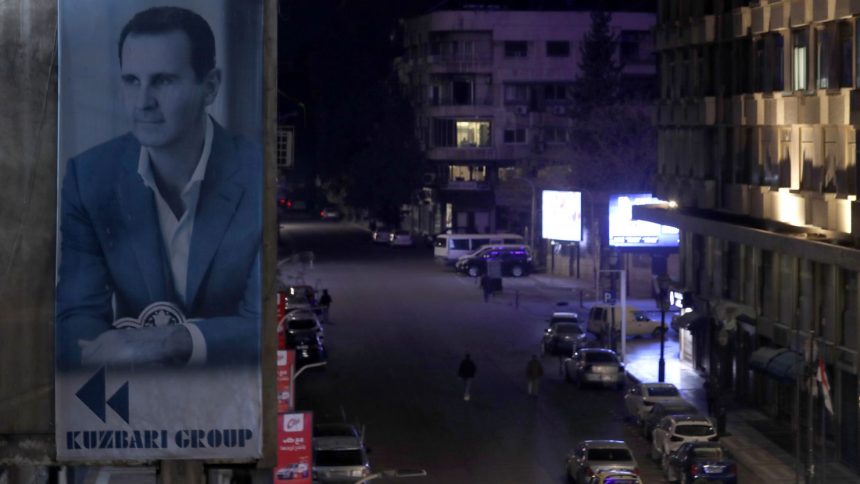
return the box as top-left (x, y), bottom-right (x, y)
top-left (274, 412), bottom-right (313, 483)
top-left (277, 350), bottom-right (295, 413)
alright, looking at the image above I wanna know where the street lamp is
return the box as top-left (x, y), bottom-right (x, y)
top-left (656, 273), bottom-right (672, 383)
top-left (354, 469), bottom-right (428, 484)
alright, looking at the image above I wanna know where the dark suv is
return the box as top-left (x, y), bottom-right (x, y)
top-left (455, 244), bottom-right (533, 277)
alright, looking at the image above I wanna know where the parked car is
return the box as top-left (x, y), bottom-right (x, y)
top-left (586, 304), bottom-right (665, 339)
top-left (283, 309), bottom-right (323, 340)
top-left (664, 441), bottom-right (737, 483)
top-left (542, 321), bottom-right (594, 356)
top-left (585, 469), bottom-right (643, 484)
top-left (641, 400), bottom-right (700, 439)
top-left (563, 348), bottom-right (626, 389)
top-left (313, 423), bottom-right (371, 483)
top-left (389, 230), bottom-right (414, 247)
top-left (320, 205), bottom-right (342, 221)
top-left (286, 331), bottom-right (326, 368)
top-left (624, 382), bottom-right (685, 425)
top-left (454, 244), bottom-right (533, 277)
top-left (372, 227), bottom-right (392, 244)
top-left (566, 440), bottom-right (639, 483)
top-left (651, 415), bottom-right (718, 469)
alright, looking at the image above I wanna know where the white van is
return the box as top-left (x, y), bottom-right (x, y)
top-left (586, 304), bottom-right (665, 338)
top-left (433, 233), bottom-right (525, 265)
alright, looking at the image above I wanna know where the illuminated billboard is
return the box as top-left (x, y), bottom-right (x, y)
top-left (542, 190), bottom-right (582, 242)
top-left (608, 194), bottom-right (679, 248)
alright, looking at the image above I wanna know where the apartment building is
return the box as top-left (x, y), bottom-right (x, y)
top-left (395, 8), bottom-right (655, 237)
top-left (636, 0), bottom-right (860, 470)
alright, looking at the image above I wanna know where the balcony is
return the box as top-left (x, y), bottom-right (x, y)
top-left (425, 54), bottom-right (493, 74)
top-left (439, 179), bottom-right (492, 191)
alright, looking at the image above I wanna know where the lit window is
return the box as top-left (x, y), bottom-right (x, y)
top-left (792, 28), bottom-right (808, 91)
top-left (456, 121), bottom-right (491, 147)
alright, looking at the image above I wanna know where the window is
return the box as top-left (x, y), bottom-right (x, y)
top-left (504, 84), bottom-right (529, 103)
top-left (544, 127), bottom-right (568, 144)
top-left (768, 32), bottom-right (785, 92)
top-left (753, 37), bottom-right (765, 92)
top-left (544, 83), bottom-right (567, 101)
top-left (792, 28), bottom-right (809, 91)
top-left (432, 118), bottom-right (455, 147)
top-left (820, 22), bottom-right (855, 89)
top-left (456, 121), bottom-right (491, 147)
top-left (504, 41), bottom-right (528, 58)
top-left (503, 128), bottom-right (526, 144)
top-left (452, 79), bottom-right (473, 105)
top-left (546, 41), bottom-right (570, 57)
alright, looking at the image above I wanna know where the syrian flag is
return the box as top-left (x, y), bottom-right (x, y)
top-left (817, 357), bottom-right (834, 415)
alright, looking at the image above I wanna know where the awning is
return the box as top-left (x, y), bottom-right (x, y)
top-left (749, 347), bottom-right (804, 383)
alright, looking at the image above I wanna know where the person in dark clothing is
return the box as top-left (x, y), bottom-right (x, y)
top-left (526, 355), bottom-right (544, 397)
top-left (458, 354), bottom-right (477, 401)
top-left (318, 289), bottom-right (332, 324)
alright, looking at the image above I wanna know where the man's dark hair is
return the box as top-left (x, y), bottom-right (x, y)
top-left (118, 6), bottom-right (215, 80)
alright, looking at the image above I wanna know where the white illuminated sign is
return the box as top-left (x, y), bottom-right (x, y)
top-left (541, 190), bottom-right (581, 242)
top-left (608, 193), bottom-right (679, 248)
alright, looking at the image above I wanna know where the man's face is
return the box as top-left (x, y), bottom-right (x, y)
top-left (120, 30), bottom-right (219, 149)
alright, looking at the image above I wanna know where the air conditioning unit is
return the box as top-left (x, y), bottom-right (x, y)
top-left (551, 105), bottom-right (567, 116)
top-left (515, 105), bottom-right (529, 116)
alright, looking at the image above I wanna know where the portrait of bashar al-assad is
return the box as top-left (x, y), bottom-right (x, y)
top-left (55, 5), bottom-right (262, 371)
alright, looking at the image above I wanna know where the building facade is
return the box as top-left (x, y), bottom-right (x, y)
top-left (395, 8), bottom-right (655, 237)
top-left (639, 0), bottom-right (860, 471)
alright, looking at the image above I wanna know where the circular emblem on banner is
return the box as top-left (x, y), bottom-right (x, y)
top-left (138, 301), bottom-right (186, 327)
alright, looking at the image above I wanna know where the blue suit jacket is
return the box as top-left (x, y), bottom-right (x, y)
top-left (56, 121), bottom-right (261, 370)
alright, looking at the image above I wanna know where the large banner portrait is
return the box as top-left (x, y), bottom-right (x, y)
top-left (56, 0), bottom-right (264, 461)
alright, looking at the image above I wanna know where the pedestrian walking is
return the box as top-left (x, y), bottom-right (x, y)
top-left (703, 377), bottom-right (717, 416)
top-left (458, 354), bottom-right (477, 401)
top-left (318, 289), bottom-right (332, 324)
top-left (480, 276), bottom-right (491, 302)
top-left (526, 355), bottom-right (544, 397)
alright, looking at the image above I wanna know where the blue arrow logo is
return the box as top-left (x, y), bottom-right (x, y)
top-left (75, 367), bottom-right (129, 423)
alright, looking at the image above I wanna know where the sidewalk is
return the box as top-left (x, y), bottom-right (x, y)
top-left (508, 272), bottom-right (860, 484)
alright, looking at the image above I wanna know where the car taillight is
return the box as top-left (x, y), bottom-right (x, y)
top-left (584, 467), bottom-right (594, 477)
top-left (690, 464), bottom-right (701, 476)
top-left (320, 211), bottom-right (325, 217)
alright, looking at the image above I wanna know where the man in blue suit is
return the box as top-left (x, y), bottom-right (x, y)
top-left (56, 6), bottom-right (260, 370)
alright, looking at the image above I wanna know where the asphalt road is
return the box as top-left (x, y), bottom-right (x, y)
top-left (279, 221), bottom-right (673, 484)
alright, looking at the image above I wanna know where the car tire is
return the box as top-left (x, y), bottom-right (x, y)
top-left (511, 265), bottom-right (524, 277)
top-left (467, 265), bottom-right (481, 277)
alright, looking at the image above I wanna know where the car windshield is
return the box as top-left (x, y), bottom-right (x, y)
top-left (675, 424), bottom-right (716, 436)
top-left (646, 386), bottom-right (680, 397)
top-left (585, 352), bottom-right (618, 363)
top-left (691, 447), bottom-right (726, 459)
top-left (587, 448), bottom-right (633, 461)
top-left (553, 316), bottom-right (578, 324)
top-left (556, 324), bottom-right (583, 335)
top-left (315, 449), bottom-right (364, 467)
top-left (289, 320), bottom-right (316, 331)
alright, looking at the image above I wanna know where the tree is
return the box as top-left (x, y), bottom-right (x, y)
top-left (570, 9), bottom-right (624, 116)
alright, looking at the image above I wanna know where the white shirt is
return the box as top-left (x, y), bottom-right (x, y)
top-left (136, 116), bottom-right (213, 364)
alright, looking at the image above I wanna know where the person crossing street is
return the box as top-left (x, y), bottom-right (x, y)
top-left (458, 353), bottom-right (477, 401)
